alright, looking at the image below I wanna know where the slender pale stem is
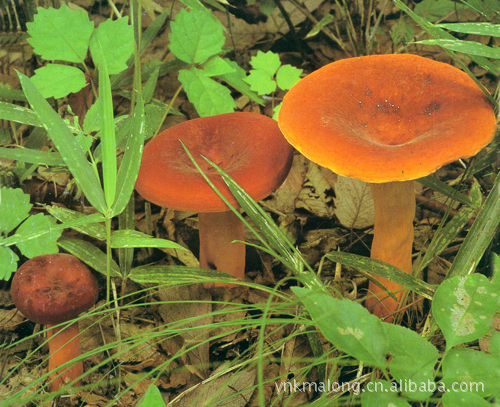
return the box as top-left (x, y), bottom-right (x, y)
top-left (366, 181), bottom-right (415, 321)
top-left (46, 323), bottom-right (83, 391)
top-left (198, 211), bottom-right (245, 286)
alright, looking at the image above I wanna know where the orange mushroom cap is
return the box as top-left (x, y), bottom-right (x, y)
top-left (278, 54), bottom-right (497, 183)
top-left (135, 112), bottom-right (294, 212)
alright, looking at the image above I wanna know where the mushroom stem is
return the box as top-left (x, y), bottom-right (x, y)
top-left (366, 181), bottom-right (415, 321)
top-left (46, 322), bottom-right (83, 391)
top-left (198, 211), bottom-right (246, 286)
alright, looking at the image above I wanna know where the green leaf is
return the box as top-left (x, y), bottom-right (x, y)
top-left (448, 172), bottom-right (500, 278)
top-left (442, 347), bottom-right (500, 397)
top-left (142, 68), bottom-right (159, 104)
top-left (200, 56), bottom-right (235, 77)
top-left (96, 48), bottom-right (116, 209)
top-left (360, 380), bottom-right (412, 407)
top-left (169, 8), bottom-right (225, 64)
top-left (31, 65), bottom-right (87, 99)
top-left (129, 265), bottom-right (236, 284)
top-left (438, 22), bottom-right (500, 37)
top-left (178, 68), bottom-right (235, 117)
top-left (83, 98), bottom-right (101, 134)
top-left (414, 0), bottom-right (467, 22)
top-left (16, 213), bottom-right (60, 258)
top-left (416, 39), bottom-right (500, 59)
top-left (110, 230), bottom-right (185, 250)
top-left (293, 287), bottom-right (389, 369)
top-left (89, 17), bottom-right (134, 75)
top-left (46, 206), bottom-right (107, 240)
top-left (0, 146), bottom-right (64, 166)
top-left (325, 251), bottom-right (435, 300)
top-left (0, 245), bottom-right (19, 280)
top-left (244, 69), bottom-right (277, 95)
top-left (306, 14), bottom-right (334, 38)
top-left (57, 236), bottom-right (121, 277)
top-left (249, 50), bottom-right (280, 77)
top-left (215, 59), bottom-right (265, 105)
top-left (276, 64), bottom-right (303, 91)
top-left (384, 323), bottom-right (438, 401)
top-left (137, 385), bottom-right (167, 407)
top-left (0, 101), bottom-right (42, 127)
top-left (442, 391), bottom-right (492, 407)
top-left (18, 72), bottom-right (106, 213)
top-left (432, 274), bottom-right (499, 349)
top-left (111, 97), bottom-right (145, 217)
top-left (27, 5), bottom-right (93, 64)
top-left (0, 187), bottom-right (32, 234)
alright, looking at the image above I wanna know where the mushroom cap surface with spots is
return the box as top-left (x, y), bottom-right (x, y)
top-left (11, 254), bottom-right (99, 325)
top-left (136, 112), bottom-right (294, 212)
top-left (278, 54), bottom-right (497, 183)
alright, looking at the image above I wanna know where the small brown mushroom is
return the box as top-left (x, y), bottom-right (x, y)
top-left (11, 254), bottom-right (99, 390)
top-left (135, 112), bottom-right (294, 285)
top-left (278, 54), bottom-right (497, 321)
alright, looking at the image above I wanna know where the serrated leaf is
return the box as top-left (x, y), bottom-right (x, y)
top-left (169, 8), bottom-right (225, 64)
top-left (0, 245), bottom-right (19, 280)
top-left (249, 50), bottom-right (280, 77)
top-left (243, 69), bottom-right (276, 95)
top-left (217, 59), bottom-right (265, 105)
top-left (276, 64), bottom-right (303, 90)
top-left (0, 187), bottom-right (32, 234)
top-left (201, 56), bottom-right (235, 77)
top-left (433, 274), bottom-right (499, 349)
top-left (178, 68), bottom-right (235, 117)
top-left (293, 287), bottom-right (389, 369)
top-left (89, 17), bottom-right (134, 75)
top-left (27, 5), bottom-right (93, 63)
top-left (333, 176), bottom-right (374, 229)
top-left (16, 213), bottom-right (60, 258)
top-left (31, 64), bottom-right (87, 99)
top-left (110, 230), bottom-right (185, 249)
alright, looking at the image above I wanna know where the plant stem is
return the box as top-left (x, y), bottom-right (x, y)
top-left (366, 181), bottom-right (415, 321)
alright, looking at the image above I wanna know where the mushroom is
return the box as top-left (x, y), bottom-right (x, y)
top-left (11, 253), bottom-right (99, 390)
top-left (278, 54), bottom-right (497, 321)
top-left (135, 112), bottom-right (294, 285)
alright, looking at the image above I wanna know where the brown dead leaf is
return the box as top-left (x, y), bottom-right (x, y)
top-left (173, 367), bottom-right (256, 407)
top-left (333, 175), bottom-right (374, 229)
top-left (158, 285), bottom-right (212, 379)
top-left (296, 163), bottom-right (335, 218)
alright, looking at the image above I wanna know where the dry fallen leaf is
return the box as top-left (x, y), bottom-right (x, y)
top-left (333, 175), bottom-right (374, 229)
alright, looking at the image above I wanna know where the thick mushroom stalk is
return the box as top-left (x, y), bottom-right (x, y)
top-left (366, 181), bottom-right (416, 320)
top-left (278, 54), bottom-right (497, 321)
top-left (47, 323), bottom-right (83, 390)
top-left (198, 211), bottom-right (245, 284)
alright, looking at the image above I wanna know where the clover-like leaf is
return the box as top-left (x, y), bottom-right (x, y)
top-left (27, 5), bottom-right (94, 64)
top-left (249, 50), bottom-right (280, 77)
top-left (244, 69), bottom-right (277, 95)
top-left (31, 65), bottom-right (87, 99)
top-left (0, 187), bottom-right (32, 234)
top-left (0, 246), bottom-right (19, 280)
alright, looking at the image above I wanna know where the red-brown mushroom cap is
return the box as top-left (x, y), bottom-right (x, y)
top-left (135, 112), bottom-right (294, 212)
top-left (11, 254), bottom-right (99, 325)
top-left (278, 54), bottom-right (498, 183)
